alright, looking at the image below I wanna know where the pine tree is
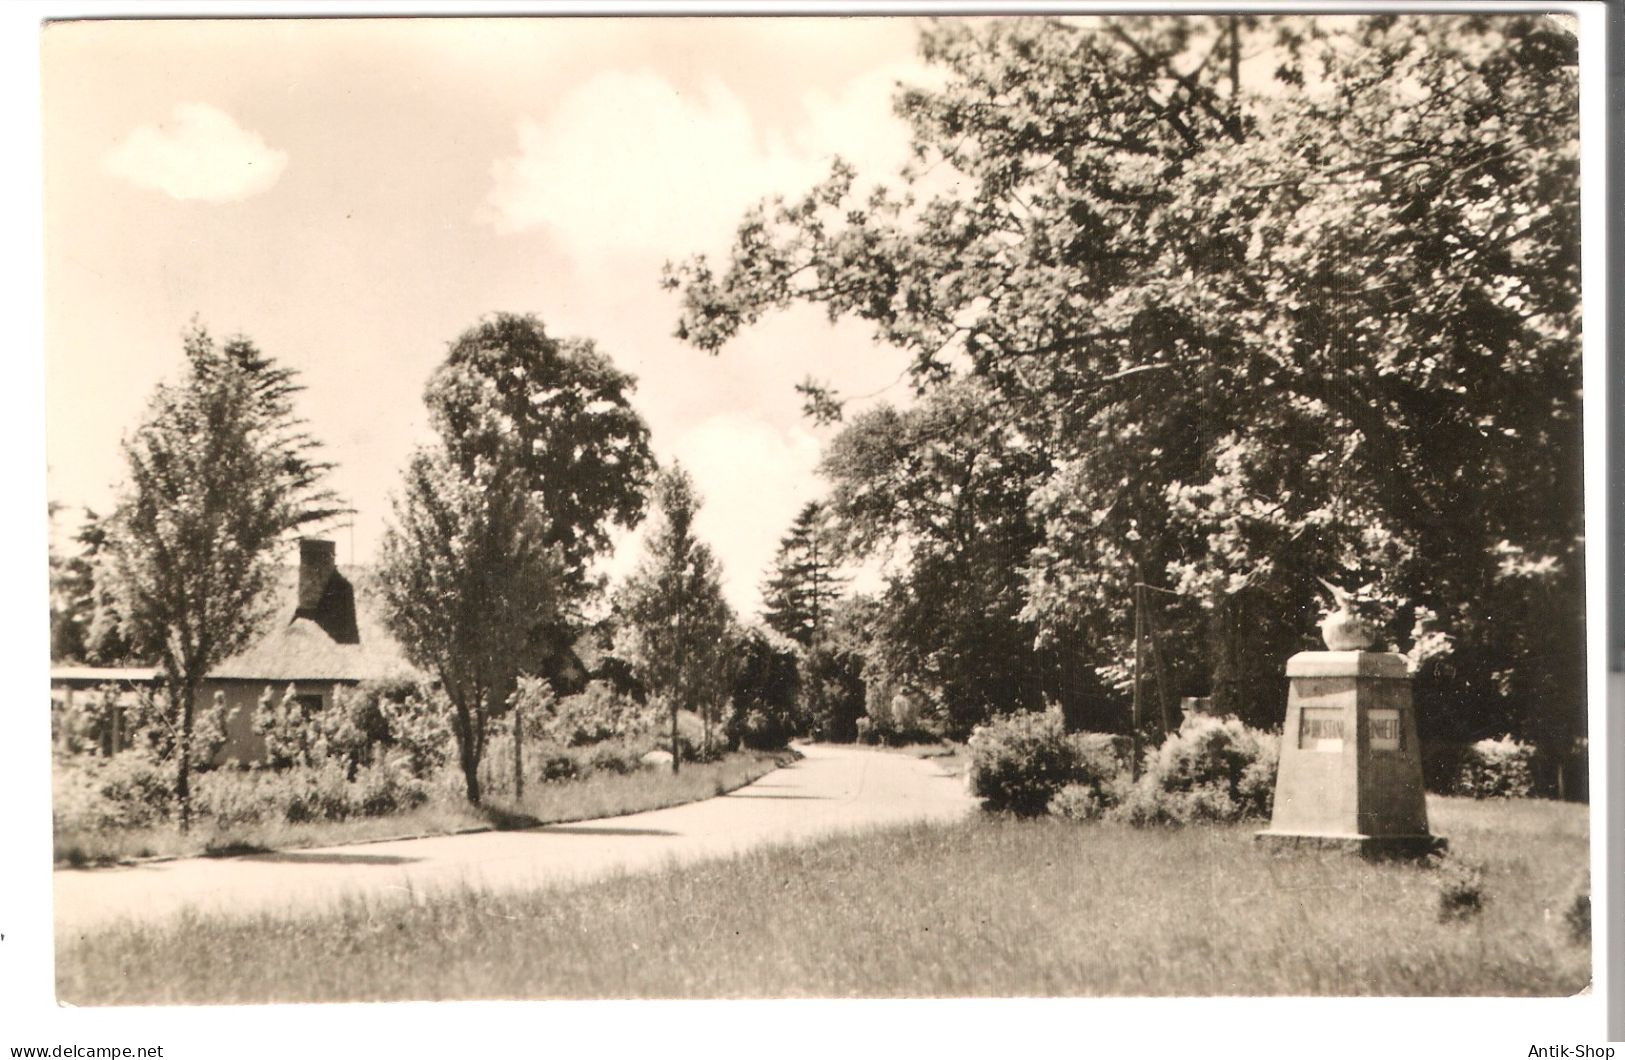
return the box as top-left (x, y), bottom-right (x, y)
top-left (760, 501), bottom-right (846, 647)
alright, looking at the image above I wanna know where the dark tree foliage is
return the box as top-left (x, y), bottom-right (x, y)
top-left (668, 15), bottom-right (1582, 764)
top-left (726, 626), bottom-right (804, 750)
top-left (760, 501), bottom-right (846, 646)
top-left (425, 313), bottom-right (656, 600)
top-left (802, 595), bottom-right (872, 742)
top-left (818, 378), bottom-right (1057, 737)
top-left (49, 507), bottom-right (135, 665)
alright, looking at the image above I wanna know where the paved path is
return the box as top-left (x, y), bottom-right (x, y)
top-left (54, 744), bottom-right (973, 934)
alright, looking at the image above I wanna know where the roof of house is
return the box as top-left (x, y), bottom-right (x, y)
top-left (49, 666), bottom-right (160, 686)
top-left (208, 564), bottom-right (422, 684)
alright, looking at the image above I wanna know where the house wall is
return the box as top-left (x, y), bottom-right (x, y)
top-left (199, 679), bottom-right (348, 766)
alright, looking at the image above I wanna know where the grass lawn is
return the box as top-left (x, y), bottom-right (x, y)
top-left (57, 793), bottom-right (1589, 1003)
top-left (54, 750), bottom-right (791, 866)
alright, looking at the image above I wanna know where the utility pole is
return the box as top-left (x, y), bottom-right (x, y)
top-left (1131, 576), bottom-right (1145, 781)
top-left (1146, 589), bottom-right (1174, 736)
top-left (671, 608), bottom-right (683, 775)
top-left (512, 694), bottom-right (524, 799)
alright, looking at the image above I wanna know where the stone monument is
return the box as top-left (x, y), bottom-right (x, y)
top-left (1256, 581), bottom-right (1444, 856)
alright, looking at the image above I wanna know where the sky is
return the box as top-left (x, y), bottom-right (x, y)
top-left (42, 15), bottom-right (941, 617)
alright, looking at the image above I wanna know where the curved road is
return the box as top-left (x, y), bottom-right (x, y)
top-left (54, 743), bottom-right (973, 934)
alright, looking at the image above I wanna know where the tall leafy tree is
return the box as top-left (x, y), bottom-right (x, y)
top-left (613, 466), bottom-right (734, 772)
top-left (668, 15), bottom-right (1581, 757)
top-left (98, 325), bottom-right (339, 829)
top-left (820, 379), bottom-right (1055, 737)
top-left (802, 594), bottom-right (873, 742)
top-left (425, 313), bottom-right (656, 601)
top-left (410, 313), bottom-right (651, 789)
top-left (377, 438), bottom-right (563, 805)
top-left (760, 501), bottom-right (846, 646)
top-left (50, 507), bottom-right (150, 665)
top-left (727, 625), bottom-right (804, 749)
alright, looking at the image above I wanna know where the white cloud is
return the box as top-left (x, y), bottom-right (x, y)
top-left (485, 63), bottom-right (926, 264)
top-left (103, 103), bottom-right (287, 202)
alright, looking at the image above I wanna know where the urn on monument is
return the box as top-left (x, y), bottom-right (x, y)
top-left (1315, 576), bottom-right (1376, 651)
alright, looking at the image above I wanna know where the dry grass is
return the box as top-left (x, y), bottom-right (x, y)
top-left (57, 794), bottom-right (1588, 1003)
top-left (54, 750), bottom-right (789, 866)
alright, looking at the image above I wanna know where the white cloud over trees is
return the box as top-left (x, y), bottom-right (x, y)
top-left (103, 103), bottom-right (287, 202)
top-left (484, 64), bottom-right (925, 264)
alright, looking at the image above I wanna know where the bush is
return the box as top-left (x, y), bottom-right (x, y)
top-left (1564, 871), bottom-right (1590, 944)
top-left (194, 769), bottom-right (274, 828)
top-left (1104, 715), bottom-right (1279, 827)
top-left (587, 743), bottom-right (644, 776)
top-left (277, 761), bottom-right (428, 824)
top-left (665, 709), bottom-right (718, 762)
top-left (1433, 855), bottom-right (1487, 922)
top-left (281, 762), bottom-right (353, 824)
top-left (381, 683), bottom-right (454, 779)
top-left (352, 762), bottom-right (429, 818)
top-left (1105, 777), bottom-right (1242, 827)
top-left (1454, 735), bottom-right (1535, 798)
top-left (1048, 781), bottom-right (1109, 821)
top-left (735, 709), bottom-right (788, 751)
top-left (326, 678), bottom-right (418, 777)
top-left (539, 752), bottom-right (585, 783)
top-left (253, 684), bottom-right (327, 769)
top-left (53, 752), bottom-right (173, 831)
top-left (545, 681), bottom-right (653, 747)
top-left (56, 755), bottom-right (431, 834)
top-left (967, 708), bottom-right (1117, 816)
top-left (854, 712), bottom-right (942, 748)
top-left (95, 753), bottom-right (174, 827)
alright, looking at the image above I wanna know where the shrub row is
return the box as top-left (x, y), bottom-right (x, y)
top-left (966, 708), bottom-right (1279, 826)
top-left (52, 752), bottom-right (429, 832)
top-left (1452, 735), bottom-right (1536, 799)
top-left (968, 707), bottom-right (1549, 828)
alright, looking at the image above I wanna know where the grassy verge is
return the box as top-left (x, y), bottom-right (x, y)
top-left (873, 740), bottom-right (965, 777)
top-left (837, 739), bottom-right (964, 775)
top-left (882, 741), bottom-right (958, 759)
top-left (57, 793), bottom-right (1587, 1003)
top-left (55, 750), bottom-right (792, 867)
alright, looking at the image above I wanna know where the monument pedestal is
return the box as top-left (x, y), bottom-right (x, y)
top-left (1256, 651), bottom-right (1444, 858)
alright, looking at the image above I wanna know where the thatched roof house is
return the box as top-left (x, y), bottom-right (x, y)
top-left (209, 539), bottom-right (417, 685)
top-left (200, 538), bottom-right (421, 762)
top-left (50, 538), bottom-right (421, 761)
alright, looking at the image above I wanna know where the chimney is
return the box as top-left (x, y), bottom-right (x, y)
top-left (296, 538), bottom-right (337, 613)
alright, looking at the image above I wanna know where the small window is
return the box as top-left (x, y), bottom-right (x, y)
top-left (294, 693), bottom-right (324, 715)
